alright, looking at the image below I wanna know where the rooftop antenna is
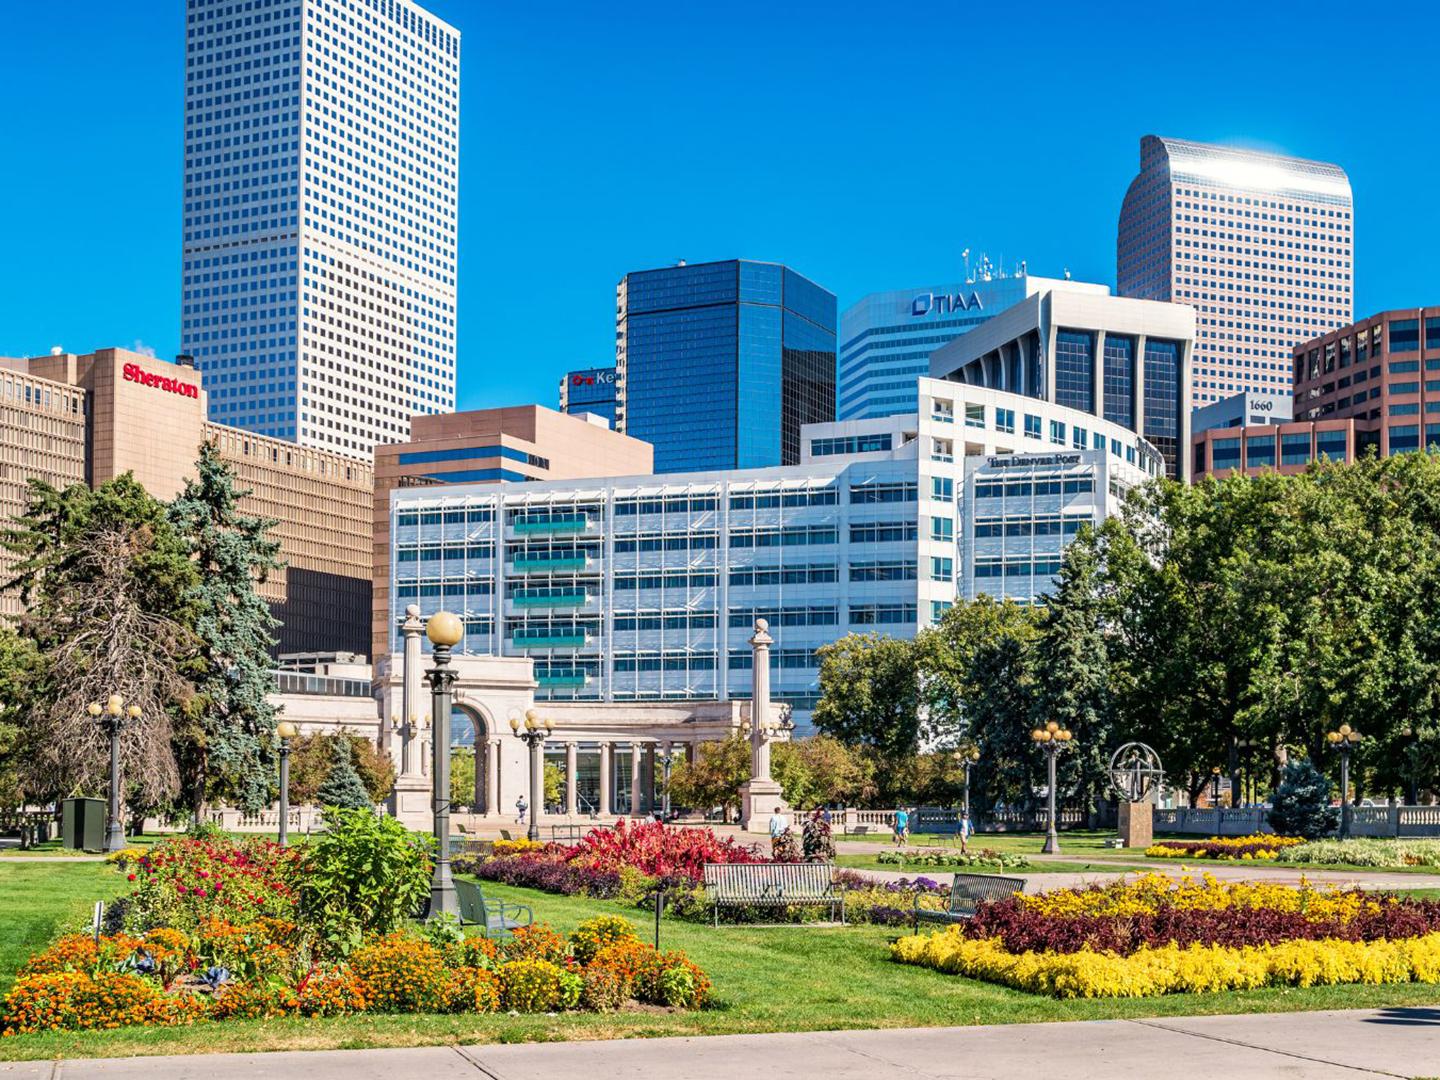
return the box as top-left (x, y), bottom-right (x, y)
top-left (1063, 268), bottom-right (1072, 280)
top-left (677, 258), bottom-right (687, 267)
top-left (962, 248), bottom-right (971, 285)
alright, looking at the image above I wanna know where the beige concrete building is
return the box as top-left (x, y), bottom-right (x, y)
top-left (370, 406), bottom-right (652, 661)
top-left (0, 347), bottom-right (373, 653)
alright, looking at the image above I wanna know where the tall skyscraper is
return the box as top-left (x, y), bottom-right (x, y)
top-left (181, 0), bottom-right (460, 459)
top-left (615, 260), bottom-right (836, 472)
top-left (1117, 135), bottom-right (1352, 410)
top-left (839, 271), bottom-right (1109, 420)
top-left (558, 367), bottom-right (618, 427)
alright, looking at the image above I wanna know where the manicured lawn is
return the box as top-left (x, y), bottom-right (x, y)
top-left (0, 862), bottom-right (123, 995)
top-left (0, 832), bottom-right (174, 859)
top-left (3, 862), bottom-right (1440, 1061)
top-left (834, 854), bottom-right (1152, 875)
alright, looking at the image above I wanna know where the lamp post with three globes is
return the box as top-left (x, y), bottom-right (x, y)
top-left (511, 708), bottom-right (553, 842)
top-left (1031, 721), bottom-right (1073, 855)
top-left (88, 695), bottom-right (141, 854)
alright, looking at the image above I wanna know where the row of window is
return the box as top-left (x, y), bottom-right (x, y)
top-left (973, 517), bottom-right (1093, 538)
top-left (973, 478), bottom-right (1095, 499)
top-left (973, 558), bottom-right (1064, 578)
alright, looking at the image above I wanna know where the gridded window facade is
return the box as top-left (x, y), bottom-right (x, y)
top-left (1143, 339), bottom-right (1182, 479)
top-left (1053, 330), bottom-right (1095, 413)
top-left (618, 260), bottom-right (836, 472)
top-left (181, 0), bottom-right (460, 458)
top-left (1118, 135), bottom-right (1353, 410)
top-left (1103, 335), bottom-right (1135, 429)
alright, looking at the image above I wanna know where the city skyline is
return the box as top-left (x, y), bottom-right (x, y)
top-left (3, 1), bottom-right (1439, 420)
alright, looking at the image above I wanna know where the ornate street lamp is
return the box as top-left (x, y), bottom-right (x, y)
top-left (1326, 723), bottom-right (1363, 839)
top-left (511, 708), bottom-right (553, 842)
top-left (656, 746), bottom-right (678, 821)
top-left (88, 695), bottom-right (141, 853)
top-left (1211, 765), bottom-right (1222, 807)
top-left (1030, 721), bottom-right (1073, 855)
top-left (275, 720), bottom-right (298, 846)
top-left (424, 610), bottom-right (463, 920)
top-left (955, 745), bottom-right (981, 820)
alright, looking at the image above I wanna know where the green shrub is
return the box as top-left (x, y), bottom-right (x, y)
top-left (297, 807), bottom-right (434, 954)
top-left (1277, 837), bottom-right (1440, 868)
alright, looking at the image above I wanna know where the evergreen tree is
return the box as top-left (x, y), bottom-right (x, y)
top-left (315, 737), bottom-right (372, 809)
top-left (169, 443), bottom-right (282, 813)
top-left (1030, 532), bottom-right (1114, 810)
top-left (1268, 759), bottom-right (1340, 839)
top-left (2, 476), bottom-right (198, 810)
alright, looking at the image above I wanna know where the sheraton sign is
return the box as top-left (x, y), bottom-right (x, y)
top-left (123, 362), bottom-right (199, 399)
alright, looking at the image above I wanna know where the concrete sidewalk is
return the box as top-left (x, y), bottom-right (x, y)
top-left (10, 1007), bottom-right (1439, 1080)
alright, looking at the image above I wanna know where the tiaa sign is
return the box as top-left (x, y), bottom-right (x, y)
top-left (911, 291), bottom-right (985, 317)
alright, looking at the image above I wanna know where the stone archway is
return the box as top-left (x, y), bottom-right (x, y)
top-left (451, 703), bottom-right (490, 815)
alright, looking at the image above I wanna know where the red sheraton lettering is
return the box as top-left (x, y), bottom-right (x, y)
top-left (122, 362), bottom-right (199, 399)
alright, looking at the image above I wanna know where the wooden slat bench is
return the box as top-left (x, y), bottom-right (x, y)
top-left (703, 862), bottom-right (844, 926)
top-left (913, 872), bottom-right (1025, 928)
top-left (455, 878), bottom-right (533, 938)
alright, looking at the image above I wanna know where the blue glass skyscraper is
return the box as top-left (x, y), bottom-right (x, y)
top-left (615, 260), bottom-right (836, 472)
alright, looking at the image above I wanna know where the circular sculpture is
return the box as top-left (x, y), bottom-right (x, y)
top-left (1109, 742), bottom-right (1164, 803)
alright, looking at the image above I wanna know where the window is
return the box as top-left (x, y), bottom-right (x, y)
top-left (1024, 414), bottom-right (1042, 439)
top-left (1072, 426), bottom-right (1087, 450)
top-left (849, 560), bottom-right (917, 582)
top-left (849, 603), bottom-right (917, 625)
top-left (849, 521), bottom-right (918, 543)
top-left (1212, 437), bottom-right (1241, 470)
top-left (1281, 433), bottom-right (1311, 465)
top-left (996, 408), bottom-right (1015, 434)
top-left (1316, 430), bottom-right (1347, 460)
top-left (1246, 435), bottom-right (1276, 469)
top-left (1389, 319), bottom-right (1420, 353)
top-left (1389, 360), bottom-right (1421, 374)
top-left (1194, 441), bottom-right (1206, 475)
top-left (1103, 334), bottom-right (1135, 429)
top-left (1049, 419), bottom-right (1066, 445)
top-left (931, 516), bottom-right (954, 542)
top-left (849, 481), bottom-right (917, 504)
top-left (931, 600), bottom-right (953, 622)
top-left (964, 403), bottom-right (985, 428)
top-left (1390, 425), bottom-right (1421, 454)
top-left (1053, 329), bottom-right (1095, 413)
top-left (929, 556), bottom-right (953, 581)
top-left (811, 434), bottom-right (892, 457)
top-left (931, 477), bottom-right (953, 502)
top-left (1392, 382), bottom-right (1420, 396)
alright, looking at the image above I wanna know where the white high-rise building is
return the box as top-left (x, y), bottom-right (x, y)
top-left (181, 0), bottom-right (460, 459)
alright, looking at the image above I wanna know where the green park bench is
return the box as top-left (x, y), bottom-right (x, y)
top-left (913, 872), bottom-right (1025, 929)
top-left (455, 878), bottom-right (533, 938)
top-left (703, 862), bottom-right (845, 926)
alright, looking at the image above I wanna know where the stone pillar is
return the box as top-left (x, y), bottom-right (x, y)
top-left (387, 604), bottom-right (433, 827)
top-left (599, 741), bottom-right (613, 817)
top-left (565, 741), bottom-right (578, 817)
top-left (629, 742), bottom-right (643, 816)
top-left (400, 605), bottom-right (424, 776)
top-left (740, 618), bottom-right (789, 832)
top-left (485, 739), bottom-right (500, 818)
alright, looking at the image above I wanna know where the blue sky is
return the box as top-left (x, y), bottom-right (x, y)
top-left (1, 1), bottom-right (1436, 412)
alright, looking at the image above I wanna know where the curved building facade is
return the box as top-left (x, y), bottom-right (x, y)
top-left (1117, 135), bottom-right (1352, 411)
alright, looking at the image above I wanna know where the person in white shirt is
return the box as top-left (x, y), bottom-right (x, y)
top-left (768, 806), bottom-right (788, 839)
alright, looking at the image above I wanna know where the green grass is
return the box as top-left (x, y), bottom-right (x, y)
top-left (834, 854), bottom-right (1151, 875)
top-left (3, 862), bottom-right (1440, 1060)
top-left (0, 832), bottom-right (174, 859)
top-left (0, 862), bottom-right (123, 995)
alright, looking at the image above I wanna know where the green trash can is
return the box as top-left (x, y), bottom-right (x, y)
top-left (61, 798), bottom-right (107, 852)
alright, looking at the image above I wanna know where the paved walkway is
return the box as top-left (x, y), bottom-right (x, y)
top-left (10, 1008), bottom-right (1439, 1079)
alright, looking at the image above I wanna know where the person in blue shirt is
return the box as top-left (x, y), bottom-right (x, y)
top-left (893, 807), bottom-right (910, 846)
top-left (958, 809), bottom-right (973, 854)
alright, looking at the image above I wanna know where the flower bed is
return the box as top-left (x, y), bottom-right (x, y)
top-left (891, 873), bottom-right (1440, 998)
top-left (876, 848), bottom-right (1030, 870)
top-left (461, 823), bottom-right (949, 926)
top-left (2, 911), bottom-right (710, 1035)
top-left (1145, 835), bottom-right (1302, 862)
top-left (1277, 838), bottom-right (1440, 869)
